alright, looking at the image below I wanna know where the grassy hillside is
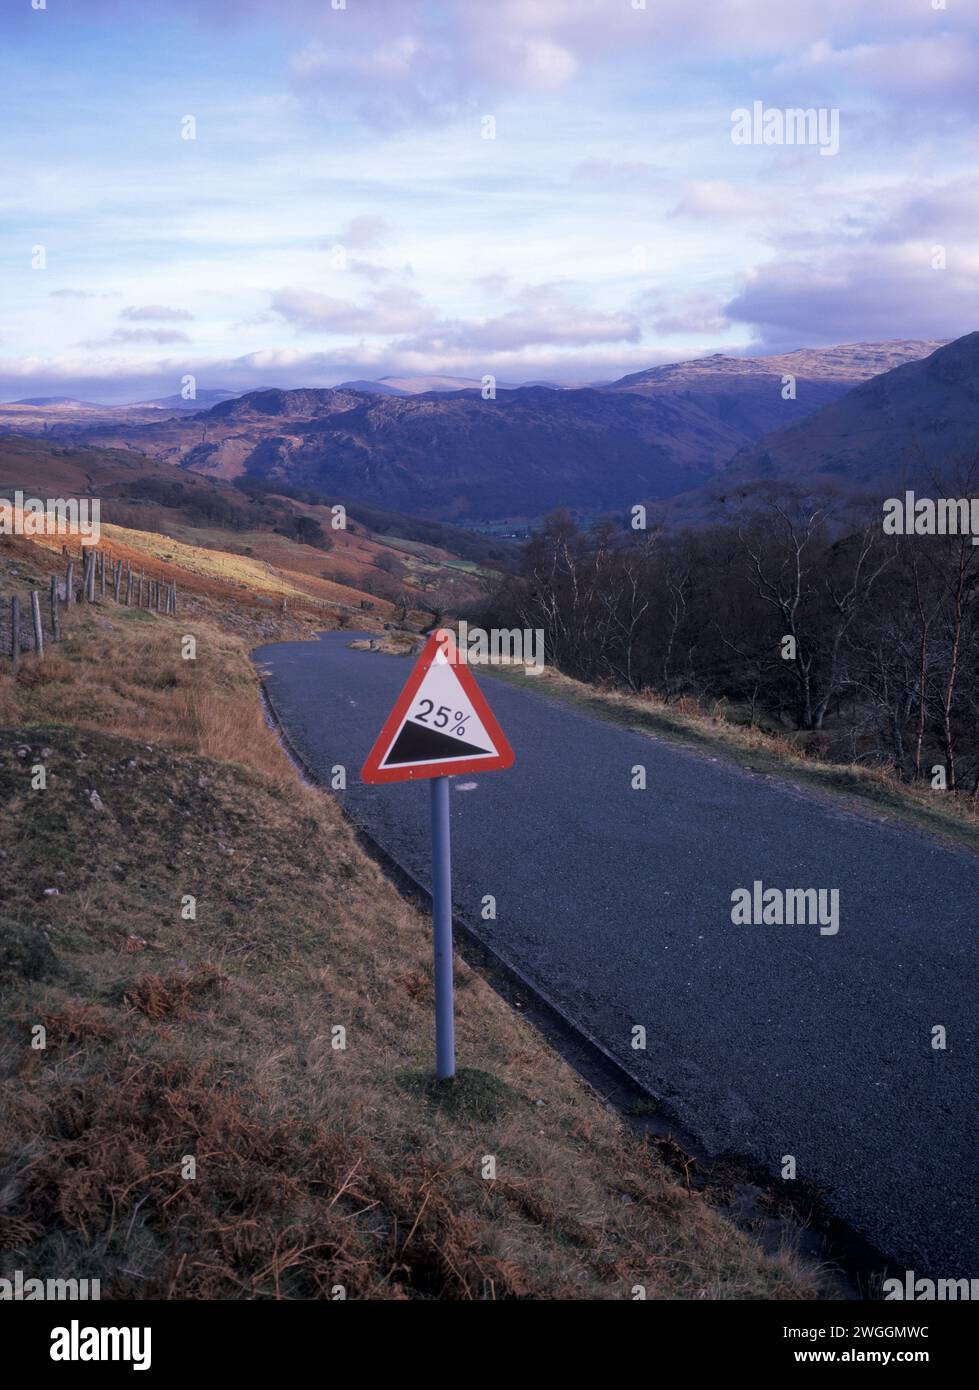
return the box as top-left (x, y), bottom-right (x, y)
top-left (1, 435), bottom-right (489, 619)
top-left (0, 534), bottom-right (824, 1300)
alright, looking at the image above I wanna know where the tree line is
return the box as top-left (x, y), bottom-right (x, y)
top-left (477, 483), bottom-right (979, 795)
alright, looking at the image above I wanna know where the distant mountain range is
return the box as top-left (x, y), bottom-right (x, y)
top-left (2, 337), bottom-right (969, 522)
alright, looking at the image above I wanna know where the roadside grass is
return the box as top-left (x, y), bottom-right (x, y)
top-left (485, 663), bottom-right (979, 853)
top-left (0, 542), bottom-right (826, 1300)
top-left (0, 721), bottom-right (821, 1299)
top-left (0, 602), bottom-right (291, 783)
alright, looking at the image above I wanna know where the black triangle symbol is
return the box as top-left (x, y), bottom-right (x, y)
top-left (382, 718), bottom-right (493, 767)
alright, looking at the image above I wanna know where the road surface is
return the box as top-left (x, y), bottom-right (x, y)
top-left (255, 631), bottom-right (979, 1279)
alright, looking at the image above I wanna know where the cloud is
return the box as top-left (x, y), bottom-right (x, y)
top-left (322, 216), bottom-right (396, 251)
top-left (722, 171), bottom-right (979, 350)
top-left (474, 272), bottom-right (512, 297)
top-left (267, 280), bottom-right (637, 350)
top-left (771, 34), bottom-right (979, 114)
top-left (572, 160), bottom-right (660, 189)
top-left (49, 289), bottom-right (98, 301)
top-left (864, 177), bottom-right (979, 244)
top-left (638, 290), bottom-right (731, 336)
top-left (120, 305), bottom-right (195, 322)
top-left (724, 248), bottom-right (979, 352)
top-left (269, 285), bottom-right (433, 334)
top-left (21, 1), bottom-right (979, 129)
top-left (518, 39), bottom-right (578, 88)
top-left (397, 284), bottom-right (641, 353)
top-left (348, 260), bottom-right (396, 284)
top-left (78, 329), bottom-right (193, 347)
top-left (670, 181), bottom-right (774, 220)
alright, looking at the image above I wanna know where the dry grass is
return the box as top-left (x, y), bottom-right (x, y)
top-left (0, 724), bottom-right (823, 1300)
top-left (0, 598), bottom-right (294, 783)
top-left (123, 966), bottom-right (226, 1020)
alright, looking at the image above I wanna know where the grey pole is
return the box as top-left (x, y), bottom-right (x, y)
top-left (430, 775), bottom-right (455, 1079)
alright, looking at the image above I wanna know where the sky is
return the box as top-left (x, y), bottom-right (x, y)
top-left (1, 0), bottom-right (978, 403)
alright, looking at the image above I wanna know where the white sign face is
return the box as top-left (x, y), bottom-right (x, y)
top-left (380, 647), bottom-right (500, 769)
top-left (362, 629), bottom-right (515, 783)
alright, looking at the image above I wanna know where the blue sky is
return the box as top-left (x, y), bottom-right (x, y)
top-left (2, 0), bottom-right (978, 402)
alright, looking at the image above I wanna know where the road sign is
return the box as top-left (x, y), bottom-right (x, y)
top-left (361, 628), bottom-right (514, 784)
top-left (360, 628), bottom-right (515, 1079)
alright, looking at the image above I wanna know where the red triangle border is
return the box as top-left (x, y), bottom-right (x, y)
top-left (361, 629), bottom-right (515, 784)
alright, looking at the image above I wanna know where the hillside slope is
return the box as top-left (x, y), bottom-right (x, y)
top-left (719, 333), bottom-right (979, 495)
top-left (0, 435), bottom-right (497, 618)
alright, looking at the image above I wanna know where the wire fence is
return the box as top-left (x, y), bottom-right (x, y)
top-left (5, 544), bottom-right (178, 668)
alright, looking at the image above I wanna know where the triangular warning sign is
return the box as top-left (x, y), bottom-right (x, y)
top-left (361, 629), bottom-right (515, 784)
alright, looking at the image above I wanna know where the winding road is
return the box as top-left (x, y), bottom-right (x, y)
top-left (254, 631), bottom-right (979, 1280)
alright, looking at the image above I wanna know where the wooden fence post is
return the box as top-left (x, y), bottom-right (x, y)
top-left (65, 559), bottom-right (74, 608)
top-left (113, 560), bottom-right (122, 603)
top-left (99, 549), bottom-right (106, 600)
top-left (82, 548), bottom-right (95, 603)
top-left (49, 574), bottom-right (61, 641)
top-left (125, 567), bottom-right (133, 606)
top-left (10, 595), bottom-right (20, 669)
top-left (31, 591), bottom-right (44, 660)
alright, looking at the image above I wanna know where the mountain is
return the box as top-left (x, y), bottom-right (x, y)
top-left (11, 395), bottom-right (101, 407)
top-left (135, 388), bottom-right (242, 411)
top-left (339, 374), bottom-right (562, 395)
top-left (374, 374), bottom-right (515, 393)
top-left (59, 383), bottom-right (762, 520)
top-left (336, 379), bottom-right (411, 396)
top-left (605, 340), bottom-right (946, 440)
top-left (715, 333), bottom-right (979, 497)
top-left (23, 339), bottom-right (949, 523)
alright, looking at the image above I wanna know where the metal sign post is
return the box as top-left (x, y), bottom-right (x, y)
top-left (430, 775), bottom-right (455, 1079)
top-left (362, 628), bottom-right (515, 1077)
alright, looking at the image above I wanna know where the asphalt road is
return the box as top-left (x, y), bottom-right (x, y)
top-left (255, 631), bottom-right (979, 1278)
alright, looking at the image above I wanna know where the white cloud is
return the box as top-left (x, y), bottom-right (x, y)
top-left (269, 285), bottom-right (433, 334)
top-left (120, 305), bottom-right (195, 322)
top-left (670, 181), bottom-right (774, 221)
